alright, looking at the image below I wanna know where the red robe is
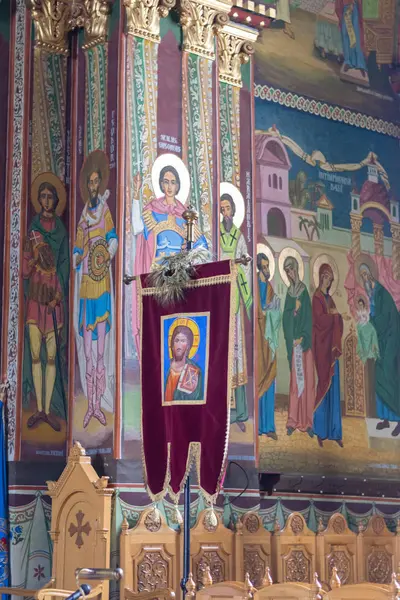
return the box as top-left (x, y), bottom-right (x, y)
top-left (312, 290), bottom-right (343, 408)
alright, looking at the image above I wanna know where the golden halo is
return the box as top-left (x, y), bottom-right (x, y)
top-left (151, 153), bottom-right (190, 204)
top-left (220, 182), bottom-right (245, 229)
top-left (312, 254), bottom-right (339, 296)
top-left (278, 247), bottom-right (304, 287)
top-left (355, 253), bottom-right (378, 286)
top-left (79, 149), bottom-right (110, 204)
top-left (31, 173), bottom-right (67, 217)
top-left (168, 317), bottom-right (200, 360)
top-left (256, 243), bottom-right (276, 280)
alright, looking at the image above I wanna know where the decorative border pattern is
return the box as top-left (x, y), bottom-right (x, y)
top-left (219, 81), bottom-right (241, 186)
top-left (254, 84), bottom-right (400, 139)
top-left (6, 0), bottom-right (26, 459)
top-left (85, 44), bottom-right (108, 153)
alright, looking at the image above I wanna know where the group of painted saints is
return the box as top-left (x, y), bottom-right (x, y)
top-left (23, 150), bottom-right (117, 432)
top-left (257, 252), bottom-right (400, 446)
top-left (23, 155), bottom-right (253, 433)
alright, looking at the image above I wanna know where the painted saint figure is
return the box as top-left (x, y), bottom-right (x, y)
top-left (220, 192), bottom-right (252, 431)
top-left (355, 296), bottom-right (380, 364)
top-left (256, 253), bottom-right (281, 439)
top-left (312, 264), bottom-right (344, 447)
top-left (165, 325), bottom-right (203, 403)
top-left (73, 151), bottom-right (118, 429)
top-left (282, 256), bottom-right (315, 436)
top-left (131, 161), bottom-right (208, 350)
top-left (335, 0), bottom-right (367, 75)
top-left (359, 263), bottom-right (400, 436)
top-left (23, 176), bottom-right (69, 432)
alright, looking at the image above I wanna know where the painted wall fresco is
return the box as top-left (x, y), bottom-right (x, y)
top-left (255, 0), bottom-right (400, 120)
top-left (255, 95), bottom-right (400, 478)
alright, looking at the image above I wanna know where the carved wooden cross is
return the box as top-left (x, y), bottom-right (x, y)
top-left (68, 510), bottom-right (91, 549)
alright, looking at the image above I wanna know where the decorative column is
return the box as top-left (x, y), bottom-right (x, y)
top-left (28, 0), bottom-right (69, 179)
top-left (373, 223), bottom-right (384, 256)
top-left (180, 0), bottom-right (230, 246)
top-left (216, 22), bottom-right (256, 186)
top-left (350, 213), bottom-right (363, 259)
top-left (391, 223), bottom-right (400, 280)
top-left (81, 1), bottom-right (113, 153)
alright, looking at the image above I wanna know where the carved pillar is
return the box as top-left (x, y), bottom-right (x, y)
top-left (180, 0), bottom-right (230, 246)
top-left (350, 213), bottom-right (362, 259)
top-left (216, 23), bottom-right (256, 187)
top-left (391, 223), bottom-right (400, 280)
top-left (373, 223), bottom-right (384, 257)
top-left (27, 0), bottom-right (70, 179)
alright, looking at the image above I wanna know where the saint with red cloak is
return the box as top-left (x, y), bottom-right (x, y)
top-left (312, 264), bottom-right (344, 447)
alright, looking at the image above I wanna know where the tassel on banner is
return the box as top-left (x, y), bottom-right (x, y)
top-left (174, 502), bottom-right (183, 525)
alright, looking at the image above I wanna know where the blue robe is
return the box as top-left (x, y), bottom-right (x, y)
top-left (313, 360), bottom-right (342, 440)
top-left (340, 2), bottom-right (366, 71)
top-left (258, 278), bottom-right (276, 435)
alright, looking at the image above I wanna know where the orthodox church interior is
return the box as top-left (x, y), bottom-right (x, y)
top-left (0, 0), bottom-right (400, 598)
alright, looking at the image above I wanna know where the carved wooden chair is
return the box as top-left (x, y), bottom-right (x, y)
top-left (316, 513), bottom-right (357, 586)
top-left (360, 515), bottom-right (396, 585)
top-left (188, 509), bottom-right (234, 588)
top-left (272, 513), bottom-right (317, 585)
top-left (42, 442), bottom-right (113, 600)
top-left (235, 512), bottom-right (272, 587)
top-left (325, 581), bottom-right (399, 600)
top-left (119, 506), bottom-right (179, 600)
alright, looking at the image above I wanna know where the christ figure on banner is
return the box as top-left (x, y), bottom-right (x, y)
top-left (73, 151), bottom-right (118, 429)
top-left (256, 252), bottom-right (281, 439)
top-left (131, 158), bottom-right (208, 351)
top-left (220, 192), bottom-right (252, 431)
top-left (282, 256), bottom-right (315, 437)
top-left (312, 263), bottom-right (344, 448)
top-left (359, 263), bottom-right (400, 436)
top-left (164, 324), bottom-right (203, 403)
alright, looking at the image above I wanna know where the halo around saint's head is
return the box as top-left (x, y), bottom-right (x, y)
top-left (79, 149), bottom-right (110, 204)
top-left (278, 247), bottom-right (304, 287)
top-left (220, 182), bottom-right (245, 229)
top-left (151, 154), bottom-right (190, 204)
top-left (313, 253), bottom-right (339, 296)
top-left (256, 242), bottom-right (276, 280)
top-left (31, 172), bottom-right (67, 217)
top-left (168, 317), bottom-right (200, 359)
top-left (355, 253), bottom-right (378, 285)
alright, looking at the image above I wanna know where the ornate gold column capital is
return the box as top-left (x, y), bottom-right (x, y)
top-left (216, 22), bottom-right (258, 87)
top-left (179, 0), bottom-right (230, 60)
top-left (124, 0), bottom-right (176, 42)
top-left (350, 213), bottom-right (363, 233)
top-left (81, 0), bottom-right (114, 49)
top-left (26, 0), bottom-right (70, 54)
top-left (391, 222), bottom-right (400, 243)
top-left (26, 0), bottom-right (113, 52)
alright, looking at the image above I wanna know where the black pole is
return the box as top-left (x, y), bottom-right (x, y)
top-left (180, 476), bottom-right (190, 599)
top-left (180, 212), bottom-right (195, 600)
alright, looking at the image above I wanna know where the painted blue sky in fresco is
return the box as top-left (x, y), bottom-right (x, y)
top-left (255, 98), bottom-right (400, 237)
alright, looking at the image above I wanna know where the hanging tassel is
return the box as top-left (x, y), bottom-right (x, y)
top-left (174, 502), bottom-right (183, 525)
top-left (207, 503), bottom-right (218, 528)
top-left (152, 503), bottom-right (161, 521)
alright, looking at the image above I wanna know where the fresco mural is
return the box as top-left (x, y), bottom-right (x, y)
top-left (255, 98), bottom-right (400, 478)
top-left (21, 175), bottom-right (69, 458)
top-left (255, 0), bottom-right (400, 120)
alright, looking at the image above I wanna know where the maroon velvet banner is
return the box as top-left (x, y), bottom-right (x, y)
top-left (138, 260), bottom-right (236, 502)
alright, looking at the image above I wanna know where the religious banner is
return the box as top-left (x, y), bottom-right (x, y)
top-left (138, 260), bottom-right (236, 502)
